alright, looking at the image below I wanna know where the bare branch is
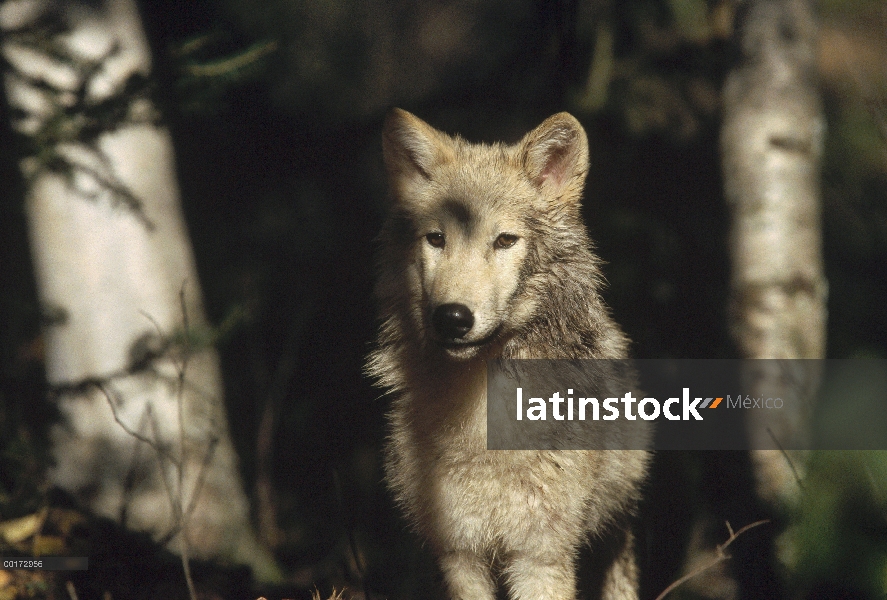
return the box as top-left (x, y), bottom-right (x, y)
top-left (98, 383), bottom-right (180, 468)
top-left (654, 520), bottom-right (770, 600)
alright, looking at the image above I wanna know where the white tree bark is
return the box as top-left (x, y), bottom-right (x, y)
top-left (721, 0), bottom-right (827, 505)
top-left (1, 0), bottom-right (279, 582)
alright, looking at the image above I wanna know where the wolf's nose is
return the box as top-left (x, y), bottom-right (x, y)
top-left (432, 303), bottom-right (474, 339)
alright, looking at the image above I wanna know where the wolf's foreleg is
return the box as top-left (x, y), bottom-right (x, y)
top-left (599, 530), bottom-right (640, 600)
top-left (502, 551), bottom-right (578, 600)
top-left (439, 549), bottom-right (496, 600)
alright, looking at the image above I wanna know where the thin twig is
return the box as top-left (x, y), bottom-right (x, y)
top-left (176, 284), bottom-right (197, 600)
top-left (256, 302), bottom-right (309, 547)
top-left (102, 289), bottom-right (202, 600)
top-left (99, 384), bottom-right (179, 468)
top-left (766, 427), bottom-right (806, 492)
top-left (120, 407), bottom-right (152, 526)
top-left (183, 434), bottom-right (219, 522)
top-left (653, 520), bottom-right (770, 600)
top-left (146, 407), bottom-right (181, 524)
top-left (178, 284), bottom-right (191, 384)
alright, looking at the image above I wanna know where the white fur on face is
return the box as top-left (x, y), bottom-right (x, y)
top-left (416, 205), bottom-right (529, 351)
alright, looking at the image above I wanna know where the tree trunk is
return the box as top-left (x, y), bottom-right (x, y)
top-left (669, 4), bottom-right (827, 599)
top-left (0, 0), bottom-right (280, 582)
top-left (721, 0), bottom-right (827, 504)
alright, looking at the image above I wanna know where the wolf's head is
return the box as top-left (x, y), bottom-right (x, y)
top-left (377, 108), bottom-right (591, 361)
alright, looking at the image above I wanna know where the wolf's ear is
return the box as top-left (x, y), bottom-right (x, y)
top-left (520, 112), bottom-right (589, 203)
top-left (383, 108), bottom-right (453, 199)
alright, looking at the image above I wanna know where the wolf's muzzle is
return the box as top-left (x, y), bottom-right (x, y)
top-left (432, 303), bottom-right (474, 340)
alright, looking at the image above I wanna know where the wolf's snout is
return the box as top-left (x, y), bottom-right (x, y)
top-left (432, 303), bottom-right (474, 339)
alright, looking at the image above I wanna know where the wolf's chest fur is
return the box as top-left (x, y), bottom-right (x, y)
top-left (386, 361), bottom-right (613, 554)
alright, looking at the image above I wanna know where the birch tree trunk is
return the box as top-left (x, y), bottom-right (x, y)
top-left (0, 0), bottom-right (280, 582)
top-left (721, 0), bottom-right (827, 505)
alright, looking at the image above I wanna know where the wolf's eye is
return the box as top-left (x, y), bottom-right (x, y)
top-left (426, 232), bottom-right (445, 248)
top-left (494, 234), bottom-right (518, 249)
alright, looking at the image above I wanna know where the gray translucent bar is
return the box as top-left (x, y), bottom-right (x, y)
top-left (486, 359), bottom-right (887, 450)
top-left (1, 557), bottom-right (88, 570)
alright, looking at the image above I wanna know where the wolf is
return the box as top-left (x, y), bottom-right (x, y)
top-left (367, 108), bottom-right (650, 600)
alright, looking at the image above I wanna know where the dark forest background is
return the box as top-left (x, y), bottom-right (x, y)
top-left (1, 0), bottom-right (886, 599)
